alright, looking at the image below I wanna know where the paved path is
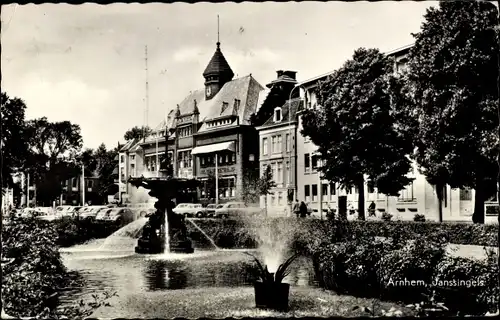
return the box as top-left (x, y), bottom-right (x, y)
top-left (373, 236), bottom-right (497, 260)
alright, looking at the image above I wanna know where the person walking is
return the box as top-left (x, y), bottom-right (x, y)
top-left (368, 201), bottom-right (376, 217)
top-left (299, 201), bottom-right (308, 218)
top-left (293, 199), bottom-right (300, 218)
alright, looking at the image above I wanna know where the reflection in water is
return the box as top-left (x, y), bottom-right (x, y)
top-left (60, 247), bottom-right (318, 309)
top-left (144, 260), bottom-right (188, 290)
top-left (142, 258), bottom-right (258, 290)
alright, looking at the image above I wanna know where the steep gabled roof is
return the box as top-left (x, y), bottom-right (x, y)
top-left (119, 139), bottom-right (137, 152)
top-left (259, 97), bottom-right (303, 129)
top-left (171, 74), bottom-right (264, 131)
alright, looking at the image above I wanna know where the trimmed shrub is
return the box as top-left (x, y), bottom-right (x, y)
top-left (381, 212), bottom-right (393, 221)
top-left (185, 218), bottom-right (498, 248)
top-left (433, 252), bottom-right (499, 315)
top-left (1, 217), bottom-right (77, 317)
top-left (54, 217), bottom-right (122, 247)
top-left (376, 235), bottom-right (447, 302)
top-left (312, 233), bottom-right (499, 316)
top-left (413, 213), bottom-right (426, 222)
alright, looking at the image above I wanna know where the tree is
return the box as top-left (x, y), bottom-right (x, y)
top-left (1, 92), bottom-right (29, 188)
top-left (406, 0), bottom-right (499, 223)
top-left (124, 126), bottom-right (152, 142)
top-left (301, 48), bottom-right (414, 220)
top-left (93, 144), bottom-right (118, 202)
top-left (258, 165), bottom-right (277, 216)
top-left (24, 117), bottom-right (83, 206)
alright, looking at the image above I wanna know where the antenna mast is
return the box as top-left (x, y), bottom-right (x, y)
top-left (144, 45), bottom-right (149, 130)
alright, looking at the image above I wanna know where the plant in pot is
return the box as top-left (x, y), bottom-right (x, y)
top-left (244, 252), bottom-right (298, 312)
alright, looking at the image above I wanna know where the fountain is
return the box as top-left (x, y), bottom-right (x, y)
top-left (128, 176), bottom-right (199, 254)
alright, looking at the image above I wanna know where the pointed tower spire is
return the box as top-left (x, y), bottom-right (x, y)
top-left (217, 14), bottom-right (220, 48)
top-left (203, 15), bottom-right (234, 100)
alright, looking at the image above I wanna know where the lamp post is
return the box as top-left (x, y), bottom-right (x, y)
top-left (81, 163), bottom-right (85, 206)
top-left (287, 84), bottom-right (304, 216)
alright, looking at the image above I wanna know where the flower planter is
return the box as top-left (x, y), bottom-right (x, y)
top-left (254, 281), bottom-right (290, 312)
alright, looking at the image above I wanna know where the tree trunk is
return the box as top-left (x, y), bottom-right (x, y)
top-left (496, 0), bottom-right (500, 308)
top-left (436, 184), bottom-right (443, 223)
top-left (472, 181), bottom-right (485, 224)
top-left (264, 195), bottom-right (268, 217)
top-left (357, 176), bottom-right (365, 220)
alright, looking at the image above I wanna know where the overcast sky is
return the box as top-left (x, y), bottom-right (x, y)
top-left (1, 2), bottom-right (437, 149)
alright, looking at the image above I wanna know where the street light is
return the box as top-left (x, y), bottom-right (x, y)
top-left (287, 84), bottom-right (304, 216)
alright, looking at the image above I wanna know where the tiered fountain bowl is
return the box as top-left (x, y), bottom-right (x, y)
top-left (128, 176), bottom-right (200, 254)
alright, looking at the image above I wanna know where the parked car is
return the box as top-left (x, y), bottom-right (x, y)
top-left (56, 206), bottom-right (82, 218)
top-left (20, 208), bottom-right (43, 219)
top-left (127, 203), bottom-right (156, 218)
top-left (204, 204), bottom-right (223, 217)
top-left (214, 202), bottom-right (263, 219)
top-left (80, 206), bottom-right (108, 220)
top-left (95, 208), bottom-right (114, 221)
top-left (96, 208), bottom-right (135, 225)
top-left (172, 203), bottom-right (204, 217)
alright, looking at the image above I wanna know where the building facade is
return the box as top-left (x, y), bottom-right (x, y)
top-left (123, 40), bottom-right (273, 205)
top-left (294, 44), bottom-right (497, 223)
top-left (256, 70), bottom-right (302, 215)
top-left (60, 175), bottom-right (100, 206)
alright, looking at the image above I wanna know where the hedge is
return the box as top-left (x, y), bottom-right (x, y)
top-left (1, 217), bottom-right (79, 317)
top-left (185, 218), bottom-right (498, 248)
top-left (54, 217), bottom-right (122, 247)
top-left (312, 234), bottom-right (499, 316)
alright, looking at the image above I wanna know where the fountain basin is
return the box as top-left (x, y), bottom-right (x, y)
top-left (169, 240), bottom-right (194, 254)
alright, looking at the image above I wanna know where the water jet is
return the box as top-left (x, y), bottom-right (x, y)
top-left (128, 176), bottom-right (199, 254)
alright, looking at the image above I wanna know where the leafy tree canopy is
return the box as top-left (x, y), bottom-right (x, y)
top-left (406, 0), bottom-right (499, 223)
top-left (301, 48), bottom-right (414, 197)
top-left (124, 126), bottom-right (152, 142)
top-left (1, 92), bottom-right (29, 187)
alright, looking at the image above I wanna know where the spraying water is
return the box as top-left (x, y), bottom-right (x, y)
top-left (243, 215), bottom-right (295, 273)
top-left (187, 219), bottom-right (220, 250)
top-left (100, 218), bottom-right (148, 250)
top-left (164, 210), bottom-right (170, 253)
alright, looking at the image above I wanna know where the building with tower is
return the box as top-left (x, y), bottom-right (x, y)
top-left (124, 37), bottom-right (294, 205)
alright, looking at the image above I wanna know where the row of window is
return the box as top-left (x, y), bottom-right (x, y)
top-left (207, 118), bottom-right (232, 128)
top-left (262, 133), bottom-right (291, 155)
top-left (63, 179), bottom-right (94, 189)
top-left (178, 126), bottom-right (193, 138)
top-left (304, 153), bottom-right (320, 172)
top-left (178, 150), bottom-right (193, 169)
top-left (262, 161), bottom-right (291, 185)
top-left (301, 182), bottom-right (416, 202)
top-left (200, 178), bottom-right (236, 199)
top-left (200, 152), bottom-right (237, 167)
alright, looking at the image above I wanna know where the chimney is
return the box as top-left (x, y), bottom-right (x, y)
top-left (276, 70), bottom-right (284, 78)
top-left (283, 70), bottom-right (297, 80)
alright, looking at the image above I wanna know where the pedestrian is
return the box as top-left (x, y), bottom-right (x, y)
top-left (293, 199), bottom-right (300, 218)
top-left (368, 201), bottom-right (376, 217)
top-left (299, 201), bottom-right (308, 218)
top-left (348, 203), bottom-right (355, 216)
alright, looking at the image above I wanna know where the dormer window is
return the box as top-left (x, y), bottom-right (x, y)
top-left (234, 99), bottom-right (241, 112)
top-left (274, 107), bottom-right (282, 122)
top-left (221, 101), bottom-right (229, 113)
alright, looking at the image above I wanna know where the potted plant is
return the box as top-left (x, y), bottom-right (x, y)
top-left (244, 252), bottom-right (298, 312)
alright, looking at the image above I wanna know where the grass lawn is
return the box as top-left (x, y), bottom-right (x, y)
top-left (90, 286), bottom-right (415, 318)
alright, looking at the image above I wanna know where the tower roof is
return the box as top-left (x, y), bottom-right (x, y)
top-left (203, 42), bottom-right (234, 79)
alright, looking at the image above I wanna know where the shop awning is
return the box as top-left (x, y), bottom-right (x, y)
top-left (191, 141), bottom-right (235, 155)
